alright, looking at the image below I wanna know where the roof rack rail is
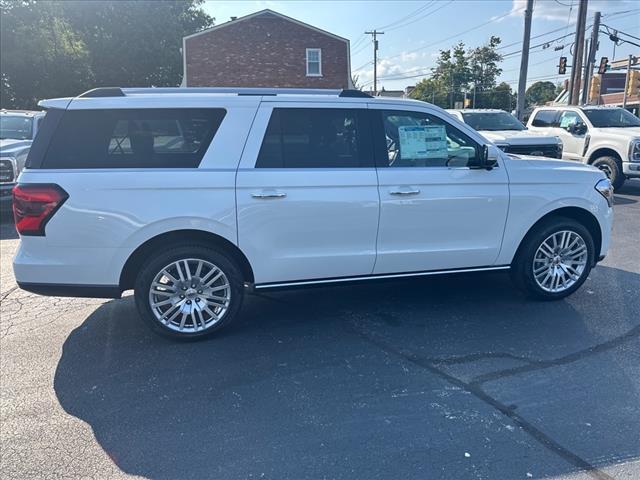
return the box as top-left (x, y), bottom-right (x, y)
top-left (79, 87), bottom-right (125, 98)
top-left (76, 87), bottom-right (373, 99)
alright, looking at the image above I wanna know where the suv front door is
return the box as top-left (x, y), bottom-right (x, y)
top-left (371, 106), bottom-right (510, 274)
top-left (236, 103), bottom-right (380, 285)
top-left (555, 110), bottom-right (589, 161)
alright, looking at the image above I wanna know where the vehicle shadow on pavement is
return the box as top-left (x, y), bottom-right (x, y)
top-left (54, 266), bottom-right (640, 480)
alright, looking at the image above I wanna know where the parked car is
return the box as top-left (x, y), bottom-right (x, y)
top-left (446, 109), bottom-right (563, 158)
top-left (527, 105), bottom-right (640, 189)
top-left (0, 110), bottom-right (45, 211)
top-left (13, 87), bottom-right (613, 339)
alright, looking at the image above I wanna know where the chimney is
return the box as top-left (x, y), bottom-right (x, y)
top-left (230, 16), bottom-right (237, 21)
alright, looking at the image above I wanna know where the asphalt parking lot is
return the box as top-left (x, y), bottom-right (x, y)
top-left (1, 181), bottom-right (639, 480)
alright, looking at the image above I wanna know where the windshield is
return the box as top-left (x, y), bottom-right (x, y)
top-left (0, 115), bottom-right (34, 140)
top-left (461, 111), bottom-right (526, 131)
top-left (582, 108), bottom-right (640, 128)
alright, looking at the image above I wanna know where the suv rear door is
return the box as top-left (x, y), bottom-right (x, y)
top-left (370, 104), bottom-right (510, 273)
top-left (236, 102), bottom-right (379, 285)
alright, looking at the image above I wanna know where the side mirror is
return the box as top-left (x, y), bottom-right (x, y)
top-left (476, 144), bottom-right (499, 170)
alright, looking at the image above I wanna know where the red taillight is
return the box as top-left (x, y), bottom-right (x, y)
top-left (12, 184), bottom-right (68, 236)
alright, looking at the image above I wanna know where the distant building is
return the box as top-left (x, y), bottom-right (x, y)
top-left (182, 9), bottom-right (352, 89)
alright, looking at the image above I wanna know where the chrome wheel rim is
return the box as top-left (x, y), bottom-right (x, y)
top-left (533, 230), bottom-right (588, 293)
top-left (148, 258), bottom-right (231, 333)
top-left (597, 163), bottom-right (613, 180)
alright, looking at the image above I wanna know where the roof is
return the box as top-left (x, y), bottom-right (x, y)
top-left (183, 9), bottom-right (349, 44)
top-left (446, 109), bottom-right (507, 113)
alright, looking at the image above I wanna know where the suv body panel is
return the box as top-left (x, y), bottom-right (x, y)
top-left (12, 89), bottom-right (613, 295)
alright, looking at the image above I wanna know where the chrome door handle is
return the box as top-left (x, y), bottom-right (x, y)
top-left (251, 191), bottom-right (287, 199)
top-left (389, 189), bottom-right (420, 195)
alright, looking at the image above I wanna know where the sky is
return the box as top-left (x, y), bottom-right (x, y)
top-left (203, 0), bottom-right (640, 92)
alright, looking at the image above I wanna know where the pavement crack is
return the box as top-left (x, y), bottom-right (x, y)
top-left (471, 323), bottom-right (640, 385)
top-left (349, 324), bottom-right (615, 480)
top-left (0, 286), bottom-right (18, 304)
top-left (426, 351), bottom-right (537, 366)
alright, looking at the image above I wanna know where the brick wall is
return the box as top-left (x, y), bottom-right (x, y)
top-left (184, 12), bottom-right (350, 89)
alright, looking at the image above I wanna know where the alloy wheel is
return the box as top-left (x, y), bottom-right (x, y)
top-left (148, 258), bottom-right (231, 332)
top-left (532, 230), bottom-right (588, 293)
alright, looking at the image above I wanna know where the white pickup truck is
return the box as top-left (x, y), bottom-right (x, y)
top-left (527, 106), bottom-right (640, 189)
top-left (447, 109), bottom-right (563, 159)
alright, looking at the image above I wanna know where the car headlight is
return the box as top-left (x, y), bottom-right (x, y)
top-left (595, 178), bottom-right (614, 207)
top-left (629, 139), bottom-right (640, 162)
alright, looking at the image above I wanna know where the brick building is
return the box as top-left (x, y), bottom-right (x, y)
top-left (182, 10), bottom-right (352, 89)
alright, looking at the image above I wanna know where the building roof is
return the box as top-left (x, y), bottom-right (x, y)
top-left (183, 9), bottom-right (349, 44)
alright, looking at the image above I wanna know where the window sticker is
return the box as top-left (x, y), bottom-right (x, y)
top-left (398, 125), bottom-right (448, 159)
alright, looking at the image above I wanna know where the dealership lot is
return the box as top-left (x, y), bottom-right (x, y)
top-left (0, 181), bottom-right (638, 480)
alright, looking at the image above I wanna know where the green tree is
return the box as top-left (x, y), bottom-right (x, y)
top-left (1, 0), bottom-right (92, 109)
top-left (432, 42), bottom-right (470, 108)
top-left (409, 77), bottom-right (449, 107)
top-left (0, 0), bottom-right (214, 109)
top-left (525, 81), bottom-right (558, 107)
top-left (468, 36), bottom-right (503, 108)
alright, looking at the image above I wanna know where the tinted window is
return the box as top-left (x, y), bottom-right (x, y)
top-left (42, 109), bottom-right (225, 168)
top-left (379, 110), bottom-right (479, 168)
top-left (256, 108), bottom-right (371, 168)
top-left (531, 110), bottom-right (558, 127)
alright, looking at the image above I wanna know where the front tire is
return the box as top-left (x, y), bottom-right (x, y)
top-left (511, 217), bottom-right (595, 300)
top-left (592, 156), bottom-right (625, 190)
top-left (134, 245), bottom-right (244, 340)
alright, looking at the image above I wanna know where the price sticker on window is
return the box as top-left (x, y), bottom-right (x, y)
top-left (399, 125), bottom-right (448, 159)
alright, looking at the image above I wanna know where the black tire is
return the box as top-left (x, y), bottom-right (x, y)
top-left (511, 217), bottom-right (595, 301)
top-left (134, 244), bottom-right (244, 340)
top-left (592, 156), bottom-right (625, 190)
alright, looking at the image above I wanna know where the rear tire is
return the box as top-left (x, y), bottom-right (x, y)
top-left (511, 217), bottom-right (595, 300)
top-left (592, 156), bottom-right (625, 190)
top-left (134, 245), bottom-right (244, 340)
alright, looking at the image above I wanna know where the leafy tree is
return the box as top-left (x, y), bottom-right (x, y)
top-left (0, 0), bottom-right (213, 109)
top-left (468, 36), bottom-right (503, 108)
top-left (432, 42), bottom-right (469, 108)
top-left (525, 81), bottom-right (557, 107)
top-left (1, 0), bottom-right (92, 108)
top-left (409, 77), bottom-right (449, 107)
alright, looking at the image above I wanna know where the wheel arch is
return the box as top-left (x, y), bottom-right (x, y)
top-left (587, 147), bottom-right (621, 164)
top-left (119, 229), bottom-right (255, 291)
top-left (511, 206), bottom-right (602, 265)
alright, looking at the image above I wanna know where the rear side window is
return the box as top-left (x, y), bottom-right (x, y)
top-left (256, 108), bottom-right (372, 168)
top-left (41, 109), bottom-right (225, 168)
top-left (531, 110), bottom-right (558, 127)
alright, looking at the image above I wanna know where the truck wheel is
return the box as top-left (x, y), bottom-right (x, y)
top-left (592, 156), bottom-right (624, 190)
top-left (511, 217), bottom-right (594, 300)
top-left (134, 245), bottom-right (244, 340)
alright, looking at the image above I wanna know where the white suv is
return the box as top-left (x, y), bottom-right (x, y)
top-left (527, 105), bottom-right (640, 189)
top-left (13, 87), bottom-right (614, 340)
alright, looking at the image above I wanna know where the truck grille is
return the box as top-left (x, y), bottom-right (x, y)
top-left (502, 144), bottom-right (562, 159)
top-left (0, 158), bottom-right (15, 183)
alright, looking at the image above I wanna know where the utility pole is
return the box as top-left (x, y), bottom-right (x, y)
top-left (580, 39), bottom-right (590, 105)
top-left (622, 54), bottom-right (632, 108)
top-left (569, 0), bottom-right (588, 105)
top-left (516, 0), bottom-right (534, 121)
top-left (364, 30), bottom-right (384, 94)
top-left (582, 11), bottom-right (601, 105)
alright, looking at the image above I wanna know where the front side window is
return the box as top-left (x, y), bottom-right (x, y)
top-left (531, 110), bottom-right (558, 127)
top-left (256, 108), bottom-right (370, 168)
top-left (306, 48), bottom-right (322, 76)
top-left (461, 111), bottom-right (525, 131)
top-left (42, 109), bottom-right (225, 168)
top-left (379, 110), bottom-right (479, 168)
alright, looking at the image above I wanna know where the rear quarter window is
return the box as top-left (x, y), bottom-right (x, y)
top-left (41, 109), bottom-right (226, 169)
top-left (531, 110), bottom-right (558, 127)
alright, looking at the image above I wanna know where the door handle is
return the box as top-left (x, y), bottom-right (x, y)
top-left (251, 190), bottom-right (287, 199)
top-left (389, 188), bottom-right (420, 196)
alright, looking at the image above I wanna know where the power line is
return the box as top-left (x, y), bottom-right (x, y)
top-left (375, 1), bottom-right (437, 30)
top-left (384, 1), bottom-right (453, 33)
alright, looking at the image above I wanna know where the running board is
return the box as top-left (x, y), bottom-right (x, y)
top-left (252, 265), bottom-right (510, 290)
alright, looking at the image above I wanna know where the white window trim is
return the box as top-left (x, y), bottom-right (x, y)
top-left (306, 48), bottom-right (322, 77)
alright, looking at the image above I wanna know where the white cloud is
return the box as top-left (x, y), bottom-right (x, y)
top-left (400, 51), bottom-right (419, 62)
